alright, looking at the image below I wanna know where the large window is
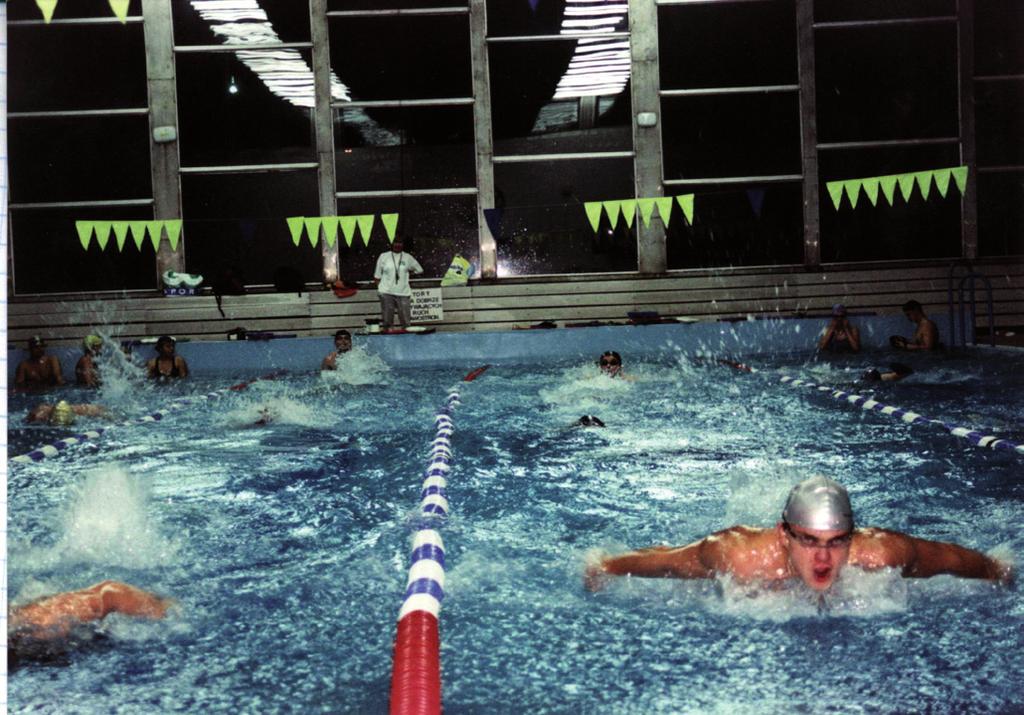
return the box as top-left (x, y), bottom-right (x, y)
top-left (8, 3), bottom-right (154, 294)
top-left (659, 1), bottom-right (802, 269)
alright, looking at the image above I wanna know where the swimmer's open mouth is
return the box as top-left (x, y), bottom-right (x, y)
top-left (813, 567), bottom-right (832, 582)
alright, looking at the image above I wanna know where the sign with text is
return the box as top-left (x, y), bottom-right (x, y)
top-left (411, 288), bottom-right (444, 323)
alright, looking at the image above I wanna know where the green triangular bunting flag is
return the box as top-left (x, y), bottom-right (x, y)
top-left (879, 176), bottom-right (898, 206)
top-left (321, 216), bottom-right (339, 248)
top-left (76, 221), bottom-right (95, 251)
top-left (339, 216), bottom-right (358, 247)
top-left (356, 215), bottom-right (375, 246)
top-left (164, 219), bottom-right (182, 251)
top-left (112, 222), bottom-right (130, 252)
top-left (603, 200), bottom-right (622, 230)
top-left (584, 202), bottom-right (603, 233)
top-left (637, 198), bottom-right (656, 227)
top-left (654, 197), bottom-right (673, 227)
top-left (914, 171), bottom-right (933, 202)
top-left (94, 221), bottom-right (113, 250)
top-left (897, 173), bottom-right (916, 203)
top-left (286, 217), bottom-right (305, 246)
top-left (380, 213), bottom-right (399, 242)
top-left (146, 221), bottom-right (164, 251)
top-left (304, 217), bottom-right (323, 248)
top-left (826, 181), bottom-right (844, 210)
top-left (620, 199), bottom-right (637, 229)
top-left (951, 166), bottom-right (968, 194)
top-left (36, 0), bottom-right (58, 23)
top-left (676, 194), bottom-right (694, 224)
top-left (933, 168), bottom-right (952, 198)
top-left (843, 180), bottom-right (862, 210)
top-left (128, 221), bottom-right (148, 250)
top-left (108, 0), bottom-right (130, 23)
top-left (861, 178), bottom-right (880, 206)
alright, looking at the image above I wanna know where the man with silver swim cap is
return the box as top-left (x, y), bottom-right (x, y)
top-left (587, 475), bottom-right (1012, 593)
top-left (782, 475), bottom-right (853, 532)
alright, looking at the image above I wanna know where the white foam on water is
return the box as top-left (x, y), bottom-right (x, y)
top-left (41, 465), bottom-right (179, 569)
top-left (319, 345), bottom-right (391, 385)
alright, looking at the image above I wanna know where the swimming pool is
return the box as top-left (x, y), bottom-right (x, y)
top-left (7, 343), bottom-right (1023, 713)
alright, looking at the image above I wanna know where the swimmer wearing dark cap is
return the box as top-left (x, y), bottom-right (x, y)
top-left (577, 415), bottom-right (605, 428)
top-left (586, 475), bottom-right (1011, 593)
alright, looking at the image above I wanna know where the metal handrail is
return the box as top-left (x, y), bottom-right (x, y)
top-left (947, 260), bottom-right (995, 347)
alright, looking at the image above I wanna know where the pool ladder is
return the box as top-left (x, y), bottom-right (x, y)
top-left (947, 260), bottom-right (995, 347)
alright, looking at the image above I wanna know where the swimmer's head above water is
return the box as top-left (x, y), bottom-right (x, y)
top-left (782, 475), bottom-right (854, 532)
top-left (49, 400), bottom-right (76, 427)
top-left (577, 415), bottom-right (605, 427)
top-left (598, 351), bottom-right (622, 377)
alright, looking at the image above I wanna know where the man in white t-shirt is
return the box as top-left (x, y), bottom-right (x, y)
top-left (373, 238), bottom-right (424, 330)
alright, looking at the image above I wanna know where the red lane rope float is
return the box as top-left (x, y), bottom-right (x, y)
top-left (389, 365), bottom-right (489, 715)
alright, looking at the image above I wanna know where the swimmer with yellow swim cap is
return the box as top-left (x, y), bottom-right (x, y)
top-left (76, 335), bottom-right (103, 386)
top-left (586, 475), bottom-right (1012, 593)
top-left (27, 401), bottom-right (109, 424)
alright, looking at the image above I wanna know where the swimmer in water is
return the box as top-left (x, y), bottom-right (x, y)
top-left (14, 336), bottom-right (64, 389)
top-left (577, 415), bottom-right (605, 428)
top-left (8, 581), bottom-right (172, 668)
top-left (321, 329), bottom-right (353, 371)
top-left (586, 475), bottom-right (1012, 593)
top-left (863, 362), bottom-right (913, 383)
top-left (26, 401), bottom-right (108, 425)
top-left (147, 336), bottom-right (189, 380)
top-left (76, 334), bottom-right (103, 387)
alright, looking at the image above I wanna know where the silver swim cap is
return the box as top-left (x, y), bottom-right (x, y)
top-left (782, 476), bottom-right (854, 532)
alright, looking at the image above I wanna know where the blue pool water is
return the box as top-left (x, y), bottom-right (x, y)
top-left (7, 345), bottom-right (1024, 713)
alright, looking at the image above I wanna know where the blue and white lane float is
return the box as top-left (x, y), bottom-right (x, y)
top-left (10, 371), bottom-right (286, 465)
top-left (390, 365), bottom-right (489, 715)
top-left (779, 376), bottom-right (1024, 456)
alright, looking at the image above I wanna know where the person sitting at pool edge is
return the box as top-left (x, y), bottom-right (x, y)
top-left (585, 476), bottom-right (1011, 593)
top-left (8, 581), bottom-right (172, 668)
top-left (15, 336), bottom-right (64, 389)
top-left (76, 334), bottom-right (103, 387)
top-left (147, 336), bottom-right (189, 379)
top-left (321, 329), bottom-right (353, 370)
top-left (890, 300), bottom-right (939, 351)
top-left (818, 304), bottom-right (860, 353)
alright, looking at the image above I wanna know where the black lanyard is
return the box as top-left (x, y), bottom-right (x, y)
top-left (391, 253), bottom-right (402, 276)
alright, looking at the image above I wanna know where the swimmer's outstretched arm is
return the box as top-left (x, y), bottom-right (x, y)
top-left (585, 539), bottom-right (716, 591)
top-left (855, 529), bottom-right (1012, 583)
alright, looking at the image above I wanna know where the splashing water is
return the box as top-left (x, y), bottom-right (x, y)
top-left (44, 465), bottom-right (178, 569)
top-left (320, 345), bottom-right (391, 385)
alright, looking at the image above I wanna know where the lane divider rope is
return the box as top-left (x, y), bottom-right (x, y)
top-left (779, 375), bottom-right (1024, 456)
top-left (390, 365), bottom-right (489, 715)
top-left (10, 370), bottom-right (286, 465)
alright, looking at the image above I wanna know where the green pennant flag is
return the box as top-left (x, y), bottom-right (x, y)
top-left (128, 221), bottom-right (148, 250)
top-left (897, 173), bottom-right (917, 203)
top-left (826, 181), bottom-right (845, 210)
top-left (339, 216), bottom-right (358, 247)
top-left (637, 198), bottom-right (656, 227)
top-left (286, 217), bottom-right (305, 246)
top-left (843, 180), bottom-right (862, 210)
top-left (164, 219), bottom-right (182, 251)
top-left (584, 202), bottom-right (603, 233)
top-left (356, 215), bottom-right (375, 246)
top-left (933, 168), bottom-right (952, 198)
top-left (76, 221), bottom-right (95, 251)
top-left (676, 194), bottom-right (694, 225)
top-left (321, 216), bottom-right (339, 248)
top-left (914, 171), bottom-right (933, 202)
top-left (620, 199), bottom-right (637, 229)
top-left (36, 0), bottom-right (58, 23)
top-left (380, 213), bottom-right (399, 242)
top-left (879, 175), bottom-right (898, 206)
top-left (654, 197), bottom-right (674, 227)
top-left (861, 178), bottom-right (880, 206)
top-left (146, 221), bottom-right (164, 251)
top-left (304, 217), bottom-right (323, 248)
top-left (112, 222), bottom-right (130, 252)
top-left (94, 221), bottom-right (113, 250)
top-left (603, 200), bottom-right (622, 230)
top-left (951, 165), bottom-right (968, 194)
top-left (108, 0), bottom-right (130, 23)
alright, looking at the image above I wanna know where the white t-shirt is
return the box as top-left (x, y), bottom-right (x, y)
top-left (374, 251), bottom-right (423, 297)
